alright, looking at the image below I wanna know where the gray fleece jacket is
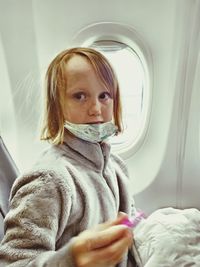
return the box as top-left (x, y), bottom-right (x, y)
top-left (0, 133), bottom-right (133, 267)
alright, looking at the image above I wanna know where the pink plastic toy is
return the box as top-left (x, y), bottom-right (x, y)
top-left (122, 210), bottom-right (146, 228)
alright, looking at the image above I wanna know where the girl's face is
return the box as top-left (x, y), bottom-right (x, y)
top-left (63, 55), bottom-right (114, 124)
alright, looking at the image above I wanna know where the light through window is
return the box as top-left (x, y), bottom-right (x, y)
top-left (90, 40), bottom-right (146, 152)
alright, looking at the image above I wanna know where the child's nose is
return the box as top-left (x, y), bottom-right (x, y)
top-left (88, 99), bottom-right (101, 116)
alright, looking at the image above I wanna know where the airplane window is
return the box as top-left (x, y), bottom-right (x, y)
top-left (90, 40), bottom-right (148, 154)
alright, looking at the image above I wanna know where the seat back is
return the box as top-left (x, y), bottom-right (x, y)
top-left (0, 136), bottom-right (19, 240)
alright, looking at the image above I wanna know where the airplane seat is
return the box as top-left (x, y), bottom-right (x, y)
top-left (0, 213), bottom-right (4, 241)
top-left (0, 136), bottom-right (19, 241)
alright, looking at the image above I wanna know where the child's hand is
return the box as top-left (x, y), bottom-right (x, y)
top-left (71, 213), bottom-right (133, 267)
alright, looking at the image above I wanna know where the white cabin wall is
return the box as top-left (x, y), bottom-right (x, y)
top-left (177, 1), bottom-right (200, 209)
top-left (131, 0), bottom-right (200, 214)
top-left (181, 40), bottom-right (200, 209)
top-left (32, 0), bottom-right (176, 69)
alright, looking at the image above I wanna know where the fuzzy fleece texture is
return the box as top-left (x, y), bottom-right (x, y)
top-left (0, 133), bottom-right (133, 267)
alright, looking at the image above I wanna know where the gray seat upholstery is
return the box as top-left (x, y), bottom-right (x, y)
top-left (0, 136), bottom-right (19, 241)
top-left (0, 213), bottom-right (4, 241)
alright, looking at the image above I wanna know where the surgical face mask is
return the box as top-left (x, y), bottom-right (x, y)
top-left (64, 121), bottom-right (118, 143)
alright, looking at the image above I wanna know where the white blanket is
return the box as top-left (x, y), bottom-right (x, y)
top-left (131, 207), bottom-right (200, 267)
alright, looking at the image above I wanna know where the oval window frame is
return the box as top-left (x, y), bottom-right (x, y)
top-left (71, 22), bottom-right (153, 159)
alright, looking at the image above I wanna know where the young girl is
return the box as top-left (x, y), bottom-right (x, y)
top-left (0, 47), bottom-right (135, 267)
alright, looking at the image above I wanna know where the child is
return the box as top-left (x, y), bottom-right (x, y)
top-left (0, 47), bottom-right (135, 267)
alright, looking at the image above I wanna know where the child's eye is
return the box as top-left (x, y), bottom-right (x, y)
top-left (73, 92), bottom-right (86, 101)
top-left (99, 92), bottom-right (111, 101)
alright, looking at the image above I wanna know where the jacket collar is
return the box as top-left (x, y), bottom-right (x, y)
top-left (62, 131), bottom-right (111, 171)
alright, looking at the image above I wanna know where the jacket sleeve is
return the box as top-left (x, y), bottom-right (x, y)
top-left (0, 169), bottom-right (76, 267)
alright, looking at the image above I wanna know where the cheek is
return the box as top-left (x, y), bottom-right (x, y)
top-left (104, 103), bottom-right (114, 119)
top-left (64, 103), bottom-right (87, 123)
top-left (64, 103), bottom-right (76, 120)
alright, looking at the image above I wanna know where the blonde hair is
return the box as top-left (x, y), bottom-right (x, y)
top-left (40, 47), bottom-right (123, 144)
